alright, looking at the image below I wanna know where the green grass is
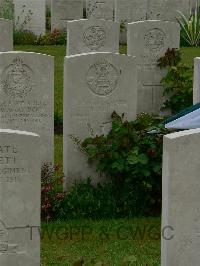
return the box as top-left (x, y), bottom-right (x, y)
top-left (41, 218), bottom-right (161, 265)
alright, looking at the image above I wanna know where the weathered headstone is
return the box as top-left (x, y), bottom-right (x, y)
top-left (162, 128), bottom-right (200, 266)
top-left (63, 52), bottom-right (137, 189)
top-left (115, 0), bottom-right (148, 43)
top-left (0, 52), bottom-right (54, 163)
top-left (86, 0), bottom-right (114, 20)
top-left (0, 19), bottom-right (13, 52)
top-left (67, 19), bottom-right (120, 55)
top-left (193, 57), bottom-right (200, 104)
top-left (148, 0), bottom-right (190, 21)
top-left (0, 129), bottom-right (41, 266)
top-left (127, 20), bottom-right (180, 114)
top-left (51, 0), bottom-right (83, 31)
top-left (115, 0), bottom-right (147, 23)
top-left (13, 0), bottom-right (46, 36)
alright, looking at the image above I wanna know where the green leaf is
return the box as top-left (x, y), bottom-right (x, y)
top-left (138, 154), bottom-right (149, 165)
top-left (127, 154), bottom-right (138, 165)
top-left (111, 160), bottom-right (124, 171)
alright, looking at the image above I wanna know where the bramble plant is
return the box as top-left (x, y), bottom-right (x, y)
top-left (158, 48), bottom-right (193, 114)
top-left (41, 163), bottom-right (64, 221)
top-left (72, 112), bottom-right (167, 216)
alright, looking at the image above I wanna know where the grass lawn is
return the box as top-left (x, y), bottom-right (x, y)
top-left (14, 45), bottom-right (199, 265)
top-left (41, 218), bottom-right (161, 265)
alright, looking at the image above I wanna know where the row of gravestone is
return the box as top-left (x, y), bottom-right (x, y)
top-left (0, 17), bottom-right (181, 184)
top-left (0, 0), bottom-right (198, 36)
top-left (1, 17), bottom-right (200, 266)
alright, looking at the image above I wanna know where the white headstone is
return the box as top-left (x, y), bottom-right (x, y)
top-left (127, 20), bottom-right (180, 114)
top-left (0, 19), bottom-right (13, 52)
top-left (162, 128), bottom-right (200, 266)
top-left (63, 52), bottom-right (137, 189)
top-left (0, 52), bottom-right (54, 163)
top-left (14, 0), bottom-right (46, 36)
top-left (67, 19), bottom-right (120, 55)
top-left (86, 0), bottom-right (114, 20)
top-left (193, 57), bottom-right (200, 104)
top-left (51, 0), bottom-right (83, 31)
top-left (115, 0), bottom-right (147, 23)
top-left (148, 0), bottom-right (191, 21)
top-left (0, 129), bottom-right (41, 266)
top-left (115, 0), bottom-right (148, 44)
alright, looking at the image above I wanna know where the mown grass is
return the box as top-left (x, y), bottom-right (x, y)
top-left (41, 218), bottom-right (161, 265)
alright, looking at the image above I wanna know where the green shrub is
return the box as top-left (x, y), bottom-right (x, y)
top-left (13, 29), bottom-right (67, 45)
top-left (41, 163), bottom-right (64, 221)
top-left (72, 112), bottom-right (167, 217)
top-left (13, 29), bottom-right (37, 45)
top-left (41, 164), bottom-right (117, 220)
top-left (35, 29), bottom-right (67, 45)
top-left (42, 114), bottom-right (166, 220)
top-left (158, 48), bottom-right (193, 114)
top-left (57, 179), bottom-right (118, 219)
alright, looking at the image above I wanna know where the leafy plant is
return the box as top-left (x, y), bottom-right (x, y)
top-left (13, 29), bottom-right (37, 45)
top-left (58, 178), bottom-right (118, 219)
top-left (41, 163), bottom-right (64, 221)
top-left (35, 29), bottom-right (67, 45)
top-left (73, 112), bottom-right (167, 216)
top-left (177, 3), bottom-right (200, 46)
top-left (158, 48), bottom-right (193, 114)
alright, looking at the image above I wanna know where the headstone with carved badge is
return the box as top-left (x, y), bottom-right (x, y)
top-left (63, 52), bottom-right (137, 189)
top-left (0, 52), bottom-right (54, 163)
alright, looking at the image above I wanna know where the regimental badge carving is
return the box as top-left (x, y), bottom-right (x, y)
top-left (0, 220), bottom-right (8, 253)
top-left (1, 57), bottom-right (33, 98)
top-left (144, 28), bottom-right (166, 53)
top-left (83, 26), bottom-right (106, 50)
top-left (87, 60), bottom-right (119, 96)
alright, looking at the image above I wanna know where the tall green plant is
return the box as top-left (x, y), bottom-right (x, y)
top-left (177, 3), bottom-right (200, 46)
top-left (71, 112), bottom-right (167, 216)
top-left (158, 48), bottom-right (193, 113)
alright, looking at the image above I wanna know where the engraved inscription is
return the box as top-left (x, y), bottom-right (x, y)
top-left (1, 57), bottom-right (33, 99)
top-left (87, 60), bottom-right (119, 96)
top-left (83, 26), bottom-right (106, 50)
top-left (0, 100), bottom-right (51, 129)
top-left (144, 28), bottom-right (166, 53)
top-left (0, 144), bottom-right (30, 183)
top-left (0, 220), bottom-right (8, 253)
